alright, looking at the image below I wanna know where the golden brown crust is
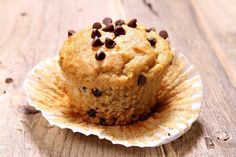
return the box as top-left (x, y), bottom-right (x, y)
top-left (59, 24), bottom-right (173, 88)
top-left (59, 21), bottom-right (174, 125)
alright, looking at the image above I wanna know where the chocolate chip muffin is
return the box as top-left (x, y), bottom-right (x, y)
top-left (59, 18), bottom-right (174, 125)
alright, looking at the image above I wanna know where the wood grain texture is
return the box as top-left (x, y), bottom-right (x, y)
top-left (0, 0), bottom-right (235, 157)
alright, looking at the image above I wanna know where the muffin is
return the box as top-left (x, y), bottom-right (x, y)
top-left (59, 18), bottom-right (174, 125)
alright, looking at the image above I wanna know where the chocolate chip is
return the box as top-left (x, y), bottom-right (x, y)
top-left (92, 37), bottom-right (104, 47)
top-left (95, 30), bottom-right (101, 37)
top-left (92, 22), bottom-right (102, 29)
top-left (147, 37), bottom-right (156, 47)
top-left (68, 30), bottom-right (76, 37)
top-left (3, 91), bottom-right (6, 94)
top-left (105, 38), bottom-right (116, 48)
top-left (87, 109), bottom-right (97, 118)
top-left (127, 18), bottom-right (137, 28)
top-left (92, 89), bottom-right (102, 97)
top-left (145, 27), bottom-right (156, 32)
top-left (91, 30), bottom-right (101, 38)
top-left (159, 30), bottom-right (168, 39)
top-left (82, 87), bottom-right (87, 92)
top-left (115, 19), bottom-right (125, 26)
top-left (102, 17), bottom-right (112, 25)
top-left (99, 117), bottom-right (106, 125)
top-left (5, 78), bottom-right (13, 84)
top-left (95, 51), bottom-right (106, 61)
top-left (102, 23), bottom-right (114, 32)
top-left (138, 74), bottom-right (147, 86)
top-left (114, 26), bottom-right (126, 36)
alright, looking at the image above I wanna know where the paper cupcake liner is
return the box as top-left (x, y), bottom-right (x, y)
top-left (23, 52), bottom-right (203, 147)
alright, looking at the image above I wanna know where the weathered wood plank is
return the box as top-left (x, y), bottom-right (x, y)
top-left (190, 0), bottom-right (236, 87)
top-left (0, 0), bottom-right (235, 157)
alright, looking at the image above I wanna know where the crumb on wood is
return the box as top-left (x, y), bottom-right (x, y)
top-left (5, 77), bottom-right (13, 84)
top-left (3, 91), bottom-right (6, 94)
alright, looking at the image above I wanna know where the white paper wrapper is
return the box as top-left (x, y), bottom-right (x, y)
top-left (23, 52), bottom-right (203, 147)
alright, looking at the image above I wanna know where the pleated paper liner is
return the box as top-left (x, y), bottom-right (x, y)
top-left (23, 52), bottom-right (202, 147)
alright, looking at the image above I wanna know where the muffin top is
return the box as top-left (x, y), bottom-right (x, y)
top-left (59, 18), bottom-right (174, 88)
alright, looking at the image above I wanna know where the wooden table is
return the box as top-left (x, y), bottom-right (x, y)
top-left (0, 0), bottom-right (235, 156)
